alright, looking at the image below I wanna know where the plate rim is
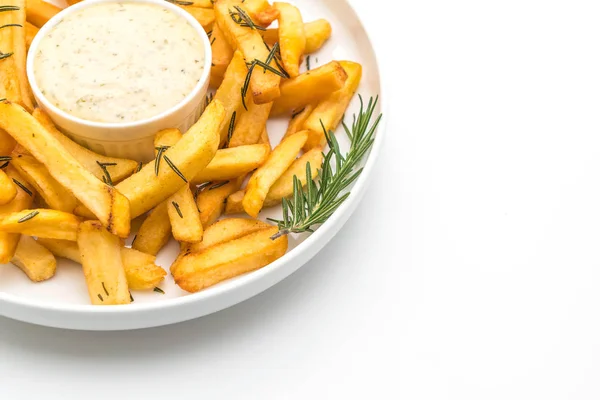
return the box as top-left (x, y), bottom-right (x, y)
top-left (0, 0), bottom-right (389, 325)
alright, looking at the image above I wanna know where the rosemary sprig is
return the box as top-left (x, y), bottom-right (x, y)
top-left (12, 178), bottom-right (32, 196)
top-left (241, 60), bottom-right (256, 111)
top-left (269, 96), bottom-right (382, 239)
top-left (154, 145), bottom-right (169, 175)
top-left (96, 161), bottom-right (116, 186)
top-left (163, 155), bottom-right (187, 183)
top-left (229, 5), bottom-right (265, 31)
top-left (18, 210), bottom-right (39, 223)
top-left (172, 201), bottom-right (183, 218)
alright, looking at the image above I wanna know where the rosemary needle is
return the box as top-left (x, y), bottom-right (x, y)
top-left (172, 201), bottom-right (183, 218)
top-left (18, 210), bottom-right (39, 223)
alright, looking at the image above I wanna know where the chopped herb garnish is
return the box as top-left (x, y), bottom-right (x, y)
top-left (229, 5), bottom-right (265, 31)
top-left (18, 210), bottom-right (39, 223)
top-left (96, 161), bottom-right (116, 186)
top-left (97, 294), bottom-right (104, 302)
top-left (163, 155), bottom-right (187, 183)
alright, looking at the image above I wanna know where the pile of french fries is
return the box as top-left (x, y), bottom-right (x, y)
top-left (0, 0), bottom-right (363, 305)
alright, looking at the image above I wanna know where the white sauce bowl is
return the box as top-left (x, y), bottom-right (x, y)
top-left (26, 0), bottom-right (212, 162)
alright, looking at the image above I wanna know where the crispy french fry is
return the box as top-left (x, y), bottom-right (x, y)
top-left (33, 109), bottom-right (139, 183)
top-left (283, 104), bottom-right (314, 139)
top-left (271, 61), bottom-right (348, 116)
top-left (213, 51), bottom-right (246, 145)
top-left (25, 0), bottom-right (61, 28)
top-left (243, 130), bottom-right (308, 217)
top-left (115, 100), bottom-right (223, 219)
top-left (303, 61), bottom-right (362, 150)
top-left (154, 128), bottom-right (182, 149)
top-left (215, 2), bottom-right (281, 104)
top-left (273, 2), bottom-right (305, 78)
top-left (12, 235), bottom-right (56, 282)
top-left (259, 128), bottom-right (271, 151)
top-left (225, 190), bottom-right (245, 214)
top-left (0, 209), bottom-right (80, 240)
top-left (10, 153), bottom-right (78, 212)
top-left (262, 19), bottom-right (332, 54)
top-left (25, 21), bottom-right (38, 48)
top-left (229, 98), bottom-right (272, 147)
top-left (0, 103), bottom-right (130, 237)
top-left (191, 144), bottom-right (270, 185)
top-left (78, 221), bottom-right (130, 305)
top-left (0, 130), bottom-right (16, 155)
top-left (180, 5), bottom-right (215, 31)
top-left (0, 167), bottom-right (33, 263)
top-left (65, 0), bottom-right (82, 4)
top-left (184, 217), bottom-right (270, 254)
top-left (132, 202), bottom-right (171, 256)
top-left (0, 169), bottom-right (17, 206)
top-left (0, 0), bottom-right (34, 111)
top-left (242, 0), bottom-right (279, 27)
top-left (172, 226), bottom-right (288, 292)
top-left (38, 238), bottom-right (166, 290)
top-left (169, 185), bottom-right (203, 243)
top-left (196, 178), bottom-right (243, 228)
top-left (209, 24), bottom-right (234, 88)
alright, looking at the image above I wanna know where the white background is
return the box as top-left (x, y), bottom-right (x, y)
top-left (3, 0), bottom-right (600, 398)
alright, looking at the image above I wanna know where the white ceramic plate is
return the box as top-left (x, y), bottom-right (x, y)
top-left (0, 0), bottom-right (386, 330)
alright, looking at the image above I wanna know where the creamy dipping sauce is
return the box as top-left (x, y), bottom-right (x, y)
top-left (33, 2), bottom-right (205, 123)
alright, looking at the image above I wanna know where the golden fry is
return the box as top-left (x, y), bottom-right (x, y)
top-left (196, 178), bottom-right (243, 228)
top-left (33, 109), bottom-right (139, 183)
top-left (229, 98), bottom-right (272, 147)
top-left (0, 169), bottom-right (17, 206)
top-left (77, 221), bottom-right (130, 305)
top-left (262, 19), bottom-right (332, 54)
top-left (241, 0), bottom-right (279, 27)
top-left (154, 128), bottom-right (182, 149)
top-left (191, 144), bottom-right (270, 185)
top-left (215, 1), bottom-right (281, 104)
top-left (242, 130), bottom-right (307, 217)
top-left (273, 2), bottom-right (305, 78)
top-left (0, 167), bottom-right (33, 263)
top-left (169, 185), bottom-right (203, 243)
top-left (213, 51), bottom-right (246, 145)
top-left (0, 0), bottom-right (34, 111)
top-left (303, 61), bottom-right (362, 150)
top-left (115, 100), bottom-right (223, 219)
top-left (25, 0), bottom-right (61, 28)
top-left (283, 104), bottom-right (314, 139)
top-left (10, 153), bottom-right (78, 212)
top-left (25, 21), bottom-right (38, 48)
top-left (172, 226), bottom-right (288, 293)
top-left (259, 128), bottom-right (271, 151)
top-left (209, 24), bottom-right (234, 88)
top-left (271, 61), bottom-right (348, 116)
top-left (132, 202), bottom-right (171, 256)
top-left (0, 130), bottom-right (16, 155)
top-left (0, 103), bottom-right (131, 237)
top-left (224, 190), bottom-right (245, 214)
top-left (0, 209), bottom-right (80, 241)
top-left (38, 238), bottom-right (166, 290)
top-left (180, 5), bottom-right (215, 31)
top-left (184, 217), bottom-right (270, 254)
top-left (12, 235), bottom-right (56, 282)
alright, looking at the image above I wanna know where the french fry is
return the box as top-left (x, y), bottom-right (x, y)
top-left (214, 1), bottom-right (281, 104)
top-left (273, 2), bottom-right (305, 78)
top-left (213, 51), bottom-right (246, 145)
top-left (283, 104), bottom-right (314, 139)
top-left (0, 130), bottom-right (16, 155)
top-left (184, 217), bottom-right (270, 254)
top-left (38, 238), bottom-right (167, 290)
top-left (228, 98), bottom-right (272, 147)
top-left (0, 167), bottom-right (33, 263)
top-left (172, 226), bottom-right (288, 292)
top-left (0, 0), bottom-right (34, 111)
top-left (180, 6), bottom-right (215, 31)
top-left (196, 177), bottom-right (243, 228)
top-left (154, 128), bottom-right (182, 149)
top-left (132, 202), bottom-right (171, 256)
top-left (115, 100), bottom-right (223, 219)
top-left (209, 24), bottom-right (234, 88)
top-left (25, 0), bottom-right (61, 28)
top-left (262, 19), bottom-right (332, 54)
top-left (0, 169), bottom-right (17, 206)
top-left (25, 21), bottom-right (38, 48)
top-left (259, 128), bottom-right (271, 151)
top-left (11, 235), bottom-right (56, 282)
top-left (10, 153), bottom-right (78, 212)
top-left (0, 209), bottom-right (80, 240)
top-left (271, 61), bottom-right (348, 116)
top-left (33, 109), bottom-right (139, 183)
top-left (65, 0), bottom-right (82, 4)
top-left (191, 144), bottom-right (270, 184)
top-left (169, 185), bottom-right (203, 243)
top-left (303, 61), bottom-right (362, 150)
top-left (224, 190), bottom-right (245, 214)
top-left (0, 103), bottom-right (131, 237)
top-left (77, 221), bottom-right (130, 305)
top-left (241, 0), bottom-right (279, 27)
top-left (243, 130), bottom-right (308, 217)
